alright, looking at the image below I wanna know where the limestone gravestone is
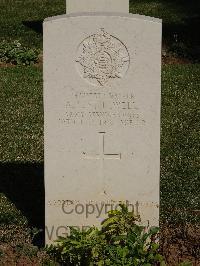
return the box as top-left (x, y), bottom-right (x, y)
top-left (44, 0), bottom-right (162, 243)
top-left (66, 0), bottom-right (129, 14)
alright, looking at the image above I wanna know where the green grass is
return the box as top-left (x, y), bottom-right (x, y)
top-left (0, 1), bottom-right (199, 262)
top-left (0, 0), bottom-right (65, 49)
top-left (0, 0), bottom-right (199, 52)
top-left (0, 64), bottom-right (199, 225)
top-left (130, 1), bottom-right (200, 61)
top-left (0, 193), bottom-right (27, 225)
top-left (0, 66), bottom-right (43, 163)
top-left (161, 64), bottom-right (200, 224)
top-left (130, 0), bottom-right (200, 24)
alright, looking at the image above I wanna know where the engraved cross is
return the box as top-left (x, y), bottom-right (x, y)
top-left (82, 132), bottom-right (121, 161)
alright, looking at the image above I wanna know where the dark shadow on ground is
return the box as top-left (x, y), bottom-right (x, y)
top-left (163, 16), bottom-right (200, 43)
top-left (0, 162), bottom-right (45, 246)
top-left (22, 12), bottom-right (200, 61)
top-left (163, 16), bottom-right (200, 61)
top-left (131, 0), bottom-right (200, 13)
top-left (130, 0), bottom-right (200, 61)
top-left (22, 20), bottom-right (43, 34)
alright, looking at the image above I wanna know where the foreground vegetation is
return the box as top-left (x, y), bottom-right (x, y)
top-left (0, 0), bottom-right (199, 264)
top-left (0, 64), bottom-right (199, 264)
top-left (0, 65), bottom-right (199, 223)
top-left (47, 205), bottom-right (163, 265)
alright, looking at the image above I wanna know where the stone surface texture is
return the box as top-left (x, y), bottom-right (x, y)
top-left (66, 0), bottom-right (129, 14)
top-left (44, 13), bottom-right (162, 243)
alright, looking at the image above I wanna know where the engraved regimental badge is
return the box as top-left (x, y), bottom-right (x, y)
top-left (76, 28), bottom-right (130, 86)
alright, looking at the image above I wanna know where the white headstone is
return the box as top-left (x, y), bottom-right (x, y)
top-left (66, 0), bottom-right (129, 14)
top-left (44, 1), bottom-right (162, 243)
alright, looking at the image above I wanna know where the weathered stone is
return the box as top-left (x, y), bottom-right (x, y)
top-left (44, 8), bottom-right (162, 243)
top-left (66, 0), bottom-right (129, 14)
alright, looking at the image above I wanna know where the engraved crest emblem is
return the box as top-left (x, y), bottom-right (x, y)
top-left (76, 28), bottom-right (130, 86)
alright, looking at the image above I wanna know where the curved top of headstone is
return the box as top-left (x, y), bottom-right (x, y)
top-left (66, 0), bottom-right (129, 14)
top-left (44, 13), bottom-right (161, 24)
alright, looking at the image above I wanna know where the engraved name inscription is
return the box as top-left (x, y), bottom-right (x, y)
top-left (59, 91), bottom-right (145, 127)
